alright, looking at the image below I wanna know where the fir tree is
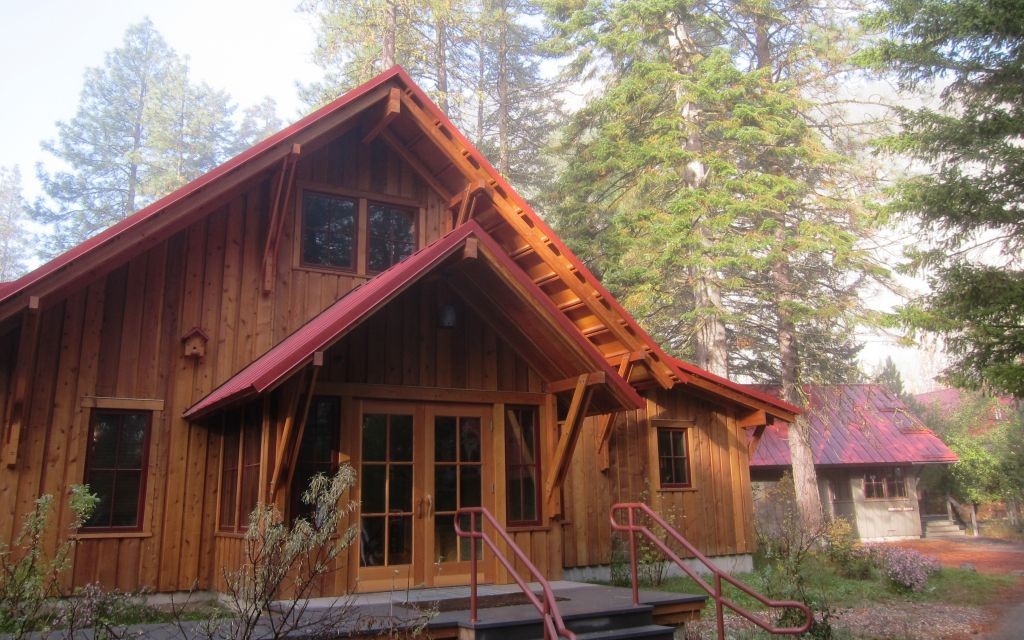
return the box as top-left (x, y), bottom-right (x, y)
top-left (0, 166), bottom-right (29, 282)
top-left (874, 356), bottom-right (907, 399)
top-left (32, 20), bottom-right (241, 257)
top-left (860, 0), bottom-right (1024, 397)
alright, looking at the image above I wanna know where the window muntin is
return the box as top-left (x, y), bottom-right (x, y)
top-left (301, 191), bottom-right (356, 269)
top-left (367, 203), bottom-right (416, 272)
top-left (82, 410), bottom-right (151, 531)
top-left (864, 468), bottom-right (907, 499)
top-left (289, 396), bottom-right (341, 521)
top-left (219, 404), bottom-right (263, 533)
top-left (505, 406), bottom-right (541, 526)
top-left (656, 427), bottom-right (691, 488)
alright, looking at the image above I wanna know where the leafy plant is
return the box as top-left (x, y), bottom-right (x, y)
top-left (870, 546), bottom-right (940, 593)
top-left (0, 485), bottom-right (97, 638)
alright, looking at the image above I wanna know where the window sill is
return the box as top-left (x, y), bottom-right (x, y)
top-left (73, 531), bottom-right (152, 540)
top-left (506, 523), bottom-right (549, 533)
top-left (658, 486), bottom-right (697, 493)
top-left (215, 532), bottom-right (247, 539)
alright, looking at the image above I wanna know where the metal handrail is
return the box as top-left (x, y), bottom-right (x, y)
top-left (610, 502), bottom-right (812, 639)
top-left (454, 507), bottom-right (576, 640)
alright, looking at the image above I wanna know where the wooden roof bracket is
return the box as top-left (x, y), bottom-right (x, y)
top-left (597, 355), bottom-right (633, 471)
top-left (261, 144), bottom-right (302, 294)
top-left (545, 374), bottom-right (594, 517)
top-left (3, 298), bottom-right (40, 468)
top-left (452, 179), bottom-right (490, 228)
top-left (742, 411), bottom-right (774, 458)
top-left (361, 87), bottom-right (402, 145)
top-left (269, 351), bottom-right (322, 502)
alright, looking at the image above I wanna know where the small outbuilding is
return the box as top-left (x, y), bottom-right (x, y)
top-left (750, 384), bottom-right (958, 541)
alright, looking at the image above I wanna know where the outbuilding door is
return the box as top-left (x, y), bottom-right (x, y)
top-left (356, 401), bottom-right (491, 591)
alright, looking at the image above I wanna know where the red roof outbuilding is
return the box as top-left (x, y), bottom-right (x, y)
top-left (750, 384), bottom-right (958, 469)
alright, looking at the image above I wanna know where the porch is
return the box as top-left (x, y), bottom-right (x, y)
top-left (276, 580), bottom-right (707, 639)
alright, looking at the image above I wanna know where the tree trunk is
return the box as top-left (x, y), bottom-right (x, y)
top-left (669, 16), bottom-right (729, 377)
top-left (382, 1), bottom-right (398, 68)
top-left (495, 3), bottom-right (510, 176)
top-left (435, 14), bottom-right (449, 114)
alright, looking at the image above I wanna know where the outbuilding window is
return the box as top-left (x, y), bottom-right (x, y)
top-left (656, 427), bottom-right (691, 489)
top-left (81, 410), bottom-right (151, 531)
top-left (863, 468), bottom-right (907, 499)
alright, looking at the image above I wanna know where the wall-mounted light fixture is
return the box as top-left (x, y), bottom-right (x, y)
top-left (438, 303), bottom-right (457, 329)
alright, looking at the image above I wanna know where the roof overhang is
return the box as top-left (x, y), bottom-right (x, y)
top-left (668, 358), bottom-right (800, 423)
top-left (183, 221), bottom-right (643, 420)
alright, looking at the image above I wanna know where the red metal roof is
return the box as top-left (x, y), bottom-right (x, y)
top-left (667, 357), bottom-right (801, 418)
top-left (184, 221), bottom-right (644, 419)
top-left (750, 384), bottom-right (958, 468)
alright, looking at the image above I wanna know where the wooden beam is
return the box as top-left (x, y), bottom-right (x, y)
top-left (738, 409), bottom-right (769, 429)
top-left (379, 130), bottom-right (454, 201)
top-left (462, 237), bottom-right (479, 261)
top-left (361, 87), bottom-right (402, 144)
top-left (3, 310), bottom-right (40, 467)
top-left (261, 144), bottom-right (301, 293)
top-left (597, 355), bottom-right (633, 471)
top-left (314, 382), bottom-right (547, 406)
top-left (269, 373), bottom-right (306, 500)
top-left (282, 356), bottom-right (323, 503)
top-left (543, 371), bottom-right (605, 395)
top-left (748, 424), bottom-right (767, 457)
top-left (545, 375), bottom-right (593, 514)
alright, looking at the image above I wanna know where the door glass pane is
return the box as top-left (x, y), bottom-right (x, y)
top-left (390, 415), bottom-right (413, 461)
top-left (390, 465), bottom-right (413, 512)
top-left (435, 417), bottom-right (457, 462)
top-left (388, 516), bottom-right (413, 565)
top-left (434, 514), bottom-right (457, 563)
top-left (435, 466), bottom-right (457, 512)
top-left (461, 466), bottom-right (481, 507)
top-left (460, 418), bottom-right (481, 462)
top-left (362, 466), bottom-right (386, 513)
top-left (362, 415), bottom-right (387, 461)
top-left (360, 516), bottom-right (385, 567)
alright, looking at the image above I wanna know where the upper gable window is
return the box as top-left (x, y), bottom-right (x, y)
top-left (301, 191), bottom-right (357, 270)
top-left (367, 203), bottom-right (416, 272)
top-left (299, 188), bottom-right (419, 274)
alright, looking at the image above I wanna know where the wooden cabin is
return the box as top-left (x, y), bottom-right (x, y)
top-left (0, 67), bottom-right (797, 596)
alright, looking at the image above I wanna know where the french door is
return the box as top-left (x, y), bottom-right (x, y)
top-left (356, 402), bottom-right (491, 591)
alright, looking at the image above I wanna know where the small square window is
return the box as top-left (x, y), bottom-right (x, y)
top-left (82, 410), bottom-right (151, 531)
top-left (367, 203), bottom-right (416, 272)
top-left (656, 428), bottom-right (691, 488)
top-left (301, 191), bottom-right (356, 269)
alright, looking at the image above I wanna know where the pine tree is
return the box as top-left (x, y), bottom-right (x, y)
top-left (860, 0), bottom-right (1024, 398)
top-left (0, 166), bottom-right (29, 282)
top-left (32, 20), bottom-right (241, 257)
top-left (236, 98), bottom-right (285, 150)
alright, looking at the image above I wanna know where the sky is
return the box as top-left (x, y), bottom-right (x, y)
top-left (0, 0), bottom-right (947, 391)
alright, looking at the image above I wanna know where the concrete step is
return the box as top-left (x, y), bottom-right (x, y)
top-left (575, 624), bottom-right (676, 640)
top-left (462, 603), bottom-right (674, 640)
top-left (924, 519), bottom-right (966, 537)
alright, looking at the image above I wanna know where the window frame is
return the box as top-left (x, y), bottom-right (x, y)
top-left (218, 404), bottom-right (264, 535)
top-left (365, 201), bottom-right (419, 275)
top-left (653, 421), bottom-right (693, 491)
top-left (862, 467), bottom-right (908, 500)
top-left (80, 409), bottom-right (152, 534)
top-left (504, 405), bottom-right (542, 528)
top-left (288, 395), bottom-right (342, 522)
top-left (295, 184), bottom-right (422, 277)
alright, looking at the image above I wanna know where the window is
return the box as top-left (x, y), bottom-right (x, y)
top-left (289, 396), bottom-right (341, 521)
top-left (82, 410), bottom-right (151, 531)
top-left (367, 203), bottom-right (416, 272)
top-left (863, 468), bottom-right (907, 499)
top-left (300, 189), bottom-right (418, 274)
top-left (505, 406), bottom-right (541, 526)
top-left (301, 191), bottom-right (356, 269)
top-left (219, 404), bottom-right (263, 532)
top-left (656, 427), bottom-right (691, 488)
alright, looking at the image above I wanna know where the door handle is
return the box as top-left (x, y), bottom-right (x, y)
top-left (425, 494), bottom-right (433, 517)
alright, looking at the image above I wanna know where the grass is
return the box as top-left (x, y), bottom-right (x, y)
top-left (632, 553), bottom-right (1015, 612)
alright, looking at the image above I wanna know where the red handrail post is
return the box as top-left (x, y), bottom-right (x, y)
top-left (715, 572), bottom-right (725, 640)
top-left (469, 510), bottom-right (479, 623)
top-left (627, 507), bottom-right (639, 606)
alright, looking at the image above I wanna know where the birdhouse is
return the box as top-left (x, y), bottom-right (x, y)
top-left (181, 327), bottom-right (210, 360)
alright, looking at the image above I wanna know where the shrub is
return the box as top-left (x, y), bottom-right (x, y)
top-left (823, 518), bottom-right (873, 580)
top-left (871, 546), bottom-right (941, 592)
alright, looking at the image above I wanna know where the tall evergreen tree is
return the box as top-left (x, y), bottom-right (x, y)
top-left (32, 19), bottom-right (241, 257)
top-left (0, 166), bottom-right (29, 282)
top-left (860, 0), bottom-right (1024, 398)
top-left (873, 356), bottom-right (907, 399)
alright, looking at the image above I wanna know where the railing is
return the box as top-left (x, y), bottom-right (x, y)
top-left (610, 502), bottom-right (811, 639)
top-left (454, 507), bottom-right (576, 640)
